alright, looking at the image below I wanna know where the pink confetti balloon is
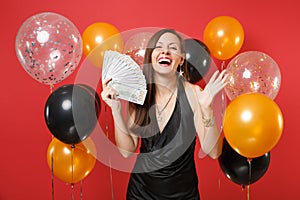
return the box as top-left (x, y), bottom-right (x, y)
top-left (15, 12), bottom-right (82, 85)
top-left (225, 51), bottom-right (281, 100)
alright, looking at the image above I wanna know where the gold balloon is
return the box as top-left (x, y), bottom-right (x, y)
top-left (204, 16), bottom-right (244, 60)
top-left (47, 137), bottom-right (97, 183)
top-left (223, 93), bottom-right (284, 158)
top-left (82, 22), bottom-right (124, 67)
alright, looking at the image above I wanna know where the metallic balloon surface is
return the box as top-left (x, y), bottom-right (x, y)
top-left (185, 38), bottom-right (211, 84)
top-left (44, 84), bottom-right (100, 145)
top-left (219, 139), bottom-right (270, 186)
top-left (223, 93), bottom-right (284, 158)
top-left (204, 16), bottom-right (244, 60)
top-left (82, 22), bottom-right (124, 68)
top-left (47, 137), bottom-right (96, 183)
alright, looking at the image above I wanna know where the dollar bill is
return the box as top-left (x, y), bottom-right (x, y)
top-left (108, 81), bottom-right (147, 105)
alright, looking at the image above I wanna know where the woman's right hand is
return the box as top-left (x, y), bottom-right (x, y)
top-left (101, 78), bottom-right (121, 112)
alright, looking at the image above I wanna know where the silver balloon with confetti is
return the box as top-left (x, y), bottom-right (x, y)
top-left (15, 12), bottom-right (83, 86)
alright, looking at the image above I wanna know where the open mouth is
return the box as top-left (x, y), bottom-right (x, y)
top-left (158, 57), bottom-right (172, 66)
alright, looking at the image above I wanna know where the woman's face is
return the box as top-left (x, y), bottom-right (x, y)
top-left (151, 32), bottom-right (184, 75)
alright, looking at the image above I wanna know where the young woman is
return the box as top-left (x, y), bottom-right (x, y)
top-left (101, 29), bottom-right (228, 199)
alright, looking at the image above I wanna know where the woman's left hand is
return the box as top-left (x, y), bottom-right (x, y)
top-left (197, 70), bottom-right (228, 109)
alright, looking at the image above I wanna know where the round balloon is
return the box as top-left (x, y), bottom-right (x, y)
top-left (82, 22), bottom-right (124, 67)
top-left (77, 83), bottom-right (101, 107)
top-left (225, 51), bottom-right (281, 100)
top-left (44, 84), bottom-right (100, 144)
top-left (203, 16), bottom-right (244, 60)
top-left (123, 31), bottom-right (152, 67)
top-left (223, 93), bottom-right (284, 158)
top-left (15, 12), bottom-right (82, 85)
top-left (47, 137), bottom-right (96, 184)
top-left (219, 139), bottom-right (270, 186)
top-left (185, 38), bottom-right (211, 84)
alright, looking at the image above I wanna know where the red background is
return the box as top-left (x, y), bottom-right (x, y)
top-left (1, 0), bottom-right (299, 199)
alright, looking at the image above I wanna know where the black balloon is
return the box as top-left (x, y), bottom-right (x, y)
top-left (77, 84), bottom-right (101, 109)
top-left (44, 84), bottom-right (100, 145)
top-left (185, 38), bottom-right (211, 84)
top-left (218, 138), bottom-right (270, 186)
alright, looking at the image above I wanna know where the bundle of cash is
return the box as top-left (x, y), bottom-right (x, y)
top-left (102, 50), bottom-right (147, 105)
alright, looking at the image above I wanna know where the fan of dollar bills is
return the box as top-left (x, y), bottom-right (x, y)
top-left (102, 50), bottom-right (147, 105)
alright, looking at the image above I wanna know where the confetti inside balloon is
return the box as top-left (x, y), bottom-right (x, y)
top-left (225, 51), bottom-right (281, 100)
top-left (15, 12), bottom-right (83, 85)
top-left (124, 31), bottom-right (152, 67)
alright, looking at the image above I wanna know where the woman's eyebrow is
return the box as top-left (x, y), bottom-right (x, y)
top-left (156, 42), bottom-right (177, 46)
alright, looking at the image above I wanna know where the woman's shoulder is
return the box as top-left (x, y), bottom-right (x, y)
top-left (182, 79), bottom-right (203, 92)
top-left (182, 80), bottom-right (202, 111)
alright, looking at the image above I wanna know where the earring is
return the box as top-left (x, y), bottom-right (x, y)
top-left (179, 65), bottom-right (184, 77)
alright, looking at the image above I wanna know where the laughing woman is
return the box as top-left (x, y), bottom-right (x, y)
top-left (101, 28), bottom-right (228, 200)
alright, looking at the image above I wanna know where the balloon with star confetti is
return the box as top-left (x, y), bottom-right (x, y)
top-left (15, 12), bottom-right (83, 86)
top-left (224, 51), bottom-right (281, 100)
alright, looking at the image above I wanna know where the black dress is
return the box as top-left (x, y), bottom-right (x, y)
top-left (126, 80), bottom-right (200, 200)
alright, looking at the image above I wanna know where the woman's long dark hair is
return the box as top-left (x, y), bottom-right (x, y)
top-left (129, 29), bottom-right (189, 131)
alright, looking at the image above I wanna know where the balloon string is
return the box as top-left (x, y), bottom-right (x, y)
top-left (71, 145), bottom-right (75, 183)
top-left (220, 60), bottom-right (226, 132)
top-left (247, 185), bottom-right (250, 200)
top-left (247, 158), bottom-right (252, 200)
top-left (247, 158), bottom-right (252, 186)
top-left (80, 180), bottom-right (83, 200)
top-left (217, 168), bottom-right (222, 190)
top-left (71, 184), bottom-right (74, 200)
top-left (50, 84), bottom-right (54, 94)
top-left (105, 106), bottom-right (109, 138)
top-left (51, 153), bottom-right (55, 200)
top-left (71, 144), bottom-right (75, 200)
top-left (109, 157), bottom-right (115, 200)
top-left (48, 84), bottom-right (55, 200)
top-left (220, 90), bottom-right (225, 132)
top-left (221, 60), bottom-right (225, 71)
top-left (105, 105), bottom-right (114, 200)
